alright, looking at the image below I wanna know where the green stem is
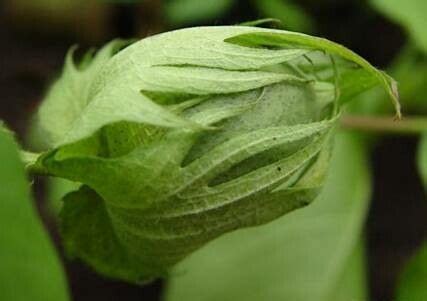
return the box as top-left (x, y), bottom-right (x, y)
top-left (341, 115), bottom-right (427, 135)
top-left (20, 151), bottom-right (50, 175)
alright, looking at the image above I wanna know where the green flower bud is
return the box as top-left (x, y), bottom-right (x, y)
top-left (32, 26), bottom-right (399, 282)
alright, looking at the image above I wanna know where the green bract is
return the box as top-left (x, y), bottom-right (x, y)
top-left (30, 26), bottom-right (398, 282)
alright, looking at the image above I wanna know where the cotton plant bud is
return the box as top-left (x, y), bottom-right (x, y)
top-left (31, 26), bottom-right (399, 282)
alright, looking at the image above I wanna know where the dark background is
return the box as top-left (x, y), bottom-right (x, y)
top-left (1, 1), bottom-right (426, 300)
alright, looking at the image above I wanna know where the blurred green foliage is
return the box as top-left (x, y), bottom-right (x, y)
top-left (371, 0), bottom-right (427, 53)
top-left (0, 126), bottom-right (70, 301)
top-left (165, 0), bottom-right (234, 26)
top-left (397, 242), bottom-right (427, 301)
top-left (418, 134), bottom-right (427, 188)
top-left (164, 0), bottom-right (313, 32)
top-left (252, 0), bottom-right (313, 32)
top-left (329, 241), bottom-right (368, 301)
top-left (370, 0), bottom-right (427, 299)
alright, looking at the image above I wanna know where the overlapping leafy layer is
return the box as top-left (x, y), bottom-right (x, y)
top-left (30, 26), bottom-right (398, 282)
top-left (165, 131), bottom-right (371, 301)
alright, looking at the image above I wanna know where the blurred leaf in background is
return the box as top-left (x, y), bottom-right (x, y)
top-left (343, 0), bottom-right (427, 116)
top-left (396, 242), bottom-right (427, 301)
top-left (344, 3), bottom-right (427, 122)
top-left (0, 125), bottom-right (70, 301)
top-left (400, 104), bottom-right (427, 301)
top-left (348, 47), bottom-right (427, 116)
top-left (164, 0), bottom-right (235, 26)
top-left (329, 241), bottom-right (368, 301)
top-left (371, 0), bottom-right (427, 53)
top-left (418, 134), bottom-right (427, 188)
top-left (252, 0), bottom-right (314, 32)
top-left (389, 47), bottom-right (427, 113)
top-left (371, 0), bottom-right (427, 299)
top-left (164, 0), bottom-right (314, 32)
top-left (165, 131), bottom-right (370, 301)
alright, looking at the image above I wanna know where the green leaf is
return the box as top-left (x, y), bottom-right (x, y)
top-left (417, 133), bottom-right (427, 188)
top-left (371, 0), bottom-right (427, 53)
top-left (164, 0), bottom-right (235, 26)
top-left (396, 243), bottom-right (427, 301)
top-left (0, 125), bottom-right (70, 301)
top-left (165, 131), bottom-right (371, 301)
top-left (253, 0), bottom-right (314, 32)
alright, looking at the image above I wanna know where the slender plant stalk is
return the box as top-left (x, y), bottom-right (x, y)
top-left (341, 115), bottom-right (427, 135)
